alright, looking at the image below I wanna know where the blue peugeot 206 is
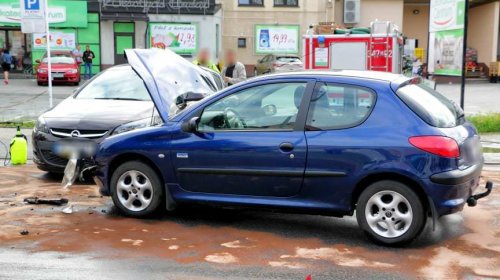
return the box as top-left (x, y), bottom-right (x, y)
top-left (64, 49), bottom-right (492, 246)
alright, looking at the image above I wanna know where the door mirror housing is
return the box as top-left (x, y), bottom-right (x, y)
top-left (181, 117), bottom-right (199, 133)
top-left (176, 92), bottom-right (205, 110)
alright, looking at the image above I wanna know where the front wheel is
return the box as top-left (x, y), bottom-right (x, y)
top-left (110, 161), bottom-right (164, 217)
top-left (356, 180), bottom-right (425, 246)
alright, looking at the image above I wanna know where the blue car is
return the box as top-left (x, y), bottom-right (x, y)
top-left (88, 49), bottom-right (492, 245)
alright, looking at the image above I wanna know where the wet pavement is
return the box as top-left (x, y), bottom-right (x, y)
top-left (0, 164), bottom-right (499, 279)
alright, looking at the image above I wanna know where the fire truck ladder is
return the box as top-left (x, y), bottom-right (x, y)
top-left (368, 21), bottom-right (391, 72)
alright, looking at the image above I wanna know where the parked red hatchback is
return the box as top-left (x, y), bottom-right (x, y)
top-left (36, 51), bottom-right (80, 86)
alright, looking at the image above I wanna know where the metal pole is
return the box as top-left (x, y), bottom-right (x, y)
top-left (460, 0), bottom-right (469, 110)
top-left (44, 0), bottom-right (52, 108)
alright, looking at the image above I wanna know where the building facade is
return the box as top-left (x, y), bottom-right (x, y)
top-left (221, 0), bottom-right (335, 67)
top-left (88, 0), bottom-right (222, 70)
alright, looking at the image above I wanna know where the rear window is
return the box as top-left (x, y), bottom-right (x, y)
top-left (276, 56), bottom-right (301, 63)
top-left (396, 84), bottom-right (464, 128)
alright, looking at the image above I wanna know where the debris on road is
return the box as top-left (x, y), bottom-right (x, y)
top-left (19, 230), bottom-right (29, 236)
top-left (23, 197), bottom-right (69, 206)
top-left (62, 205), bottom-right (73, 214)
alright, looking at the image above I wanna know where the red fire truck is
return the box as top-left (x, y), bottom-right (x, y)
top-left (303, 21), bottom-right (404, 74)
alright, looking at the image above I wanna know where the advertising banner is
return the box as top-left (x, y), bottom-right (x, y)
top-left (429, 0), bottom-right (465, 32)
top-left (428, 0), bottom-right (465, 76)
top-left (0, 0), bottom-right (87, 27)
top-left (255, 25), bottom-right (299, 54)
top-left (149, 23), bottom-right (198, 54)
top-left (33, 30), bottom-right (76, 50)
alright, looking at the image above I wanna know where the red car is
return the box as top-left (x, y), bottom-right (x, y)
top-left (36, 51), bottom-right (80, 86)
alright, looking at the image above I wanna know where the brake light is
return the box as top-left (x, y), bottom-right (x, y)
top-left (408, 136), bottom-right (460, 158)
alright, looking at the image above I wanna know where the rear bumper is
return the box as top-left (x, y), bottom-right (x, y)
top-left (426, 163), bottom-right (486, 216)
top-left (430, 162), bottom-right (483, 185)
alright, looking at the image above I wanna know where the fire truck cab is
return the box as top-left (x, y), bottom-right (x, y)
top-left (303, 21), bottom-right (404, 74)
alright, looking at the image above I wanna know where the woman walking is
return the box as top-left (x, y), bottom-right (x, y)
top-left (1, 49), bottom-right (12, 85)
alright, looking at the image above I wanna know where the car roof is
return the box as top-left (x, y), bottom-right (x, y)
top-left (248, 70), bottom-right (411, 90)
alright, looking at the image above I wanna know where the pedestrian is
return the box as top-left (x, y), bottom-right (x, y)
top-left (221, 49), bottom-right (246, 86)
top-left (82, 45), bottom-right (95, 79)
top-left (1, 49), bottom-right (12, 85)
top-left (192, 48), bottom-right (219, 73)
top-left (71, 44), bottom-right (83, 65)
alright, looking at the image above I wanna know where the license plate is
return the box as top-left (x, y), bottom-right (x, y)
top-left (52, 73), bottom-right (64, 78)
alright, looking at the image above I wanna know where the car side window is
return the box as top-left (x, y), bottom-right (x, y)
top-left (305, 82), bottom-right (376, 130)
top-left (198, 82), bottom-right (307, 131)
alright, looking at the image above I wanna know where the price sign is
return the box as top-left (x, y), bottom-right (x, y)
top-left (255, 25), bottom-right (299, 54)
top-left (149, 23), bottom-right (198, 54)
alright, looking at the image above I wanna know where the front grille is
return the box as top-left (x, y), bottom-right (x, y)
top-left (50, 128), bottom-right (108, 139)
top-left (41, 150), bottom-right (68, 166)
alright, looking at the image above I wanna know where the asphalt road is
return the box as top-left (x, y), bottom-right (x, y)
top-left (0, 165), bottom-right (499, 279)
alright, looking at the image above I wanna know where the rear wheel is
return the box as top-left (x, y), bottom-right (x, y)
top-left (110, 161), bottom-right (164, 217)
top-left (356, 180), bottom-right (425, 246)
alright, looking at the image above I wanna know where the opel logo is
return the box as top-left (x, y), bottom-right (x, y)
top-left (70, 130), bottom-right (81, 138)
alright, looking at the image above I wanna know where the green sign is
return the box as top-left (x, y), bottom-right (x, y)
top-left (255, 24), bottom-right (299, 54)
top-left (432, 29), bottom-right (464, 76)
top-left (430, 0), bottom-right (465, 32)
top-left (0, 0), bottom-right (87, 27)
top-left (148, 23), bottom-right (198, 54)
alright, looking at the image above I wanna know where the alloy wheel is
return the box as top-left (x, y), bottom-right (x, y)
top-left (364, 190), bottom-right (413, 238)
top-left (116, 170), bottom-right (154, 212)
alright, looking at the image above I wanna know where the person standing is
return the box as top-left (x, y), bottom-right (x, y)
top-left (71, 44), bottom-right (83, 65)
top-left (221, 49), bottom-right (246, 86)
top-left (1, 49), bottom-right (12, 85)
top-left (192, 48), bottom-right (219, 73)
top-left (82, 45), bottom-right (95, 80)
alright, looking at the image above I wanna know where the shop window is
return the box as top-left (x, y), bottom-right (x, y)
top-left (274, 0), bottom-right (298, 7)
top-left (238, 38), bottom-right (246, 48)
top-left (238, 0), bottom-right (264, 6)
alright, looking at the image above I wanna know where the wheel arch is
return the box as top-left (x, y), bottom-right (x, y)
top-left (351, 172), bottom-right (431, 217)
top-left (108, 152), bottom-right (176, 211)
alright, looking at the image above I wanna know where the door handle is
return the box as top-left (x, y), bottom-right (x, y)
top-left (279, 142), bottom-right (294, 152)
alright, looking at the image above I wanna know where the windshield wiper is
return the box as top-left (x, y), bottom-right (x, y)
top-left (94, 97), bottom-right (146, 101)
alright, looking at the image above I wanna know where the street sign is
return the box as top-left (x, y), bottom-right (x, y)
top-left (20, 0), bottom-right (46, 33)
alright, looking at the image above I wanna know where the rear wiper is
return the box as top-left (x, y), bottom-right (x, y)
top-left (95, 97), bottom-right (145, 101)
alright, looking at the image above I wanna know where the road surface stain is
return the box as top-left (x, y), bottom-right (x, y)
top-left (0, 164), bottom-right (499, 279)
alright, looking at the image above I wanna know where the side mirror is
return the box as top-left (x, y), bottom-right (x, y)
top-left (35, 59), bottom-right (41, 64)
top-left (176, 92), bottom-right (205, 109)
top-left (181, 117), bottom-right (199, 133)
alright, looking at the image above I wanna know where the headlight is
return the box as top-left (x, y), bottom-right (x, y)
top-left (37, 68), bottom-right (47, 73)
top-left (111, 117), bottom-right (161, 136)
top-left (34, 116), bottom-right (49, 134)
top-left (67, 69), bottom-right (78, 74)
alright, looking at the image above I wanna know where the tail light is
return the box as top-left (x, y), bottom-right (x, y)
top-left (273, 63), bottom-right (282, 68)
top-left (408, 136), bottom-right (460, 158)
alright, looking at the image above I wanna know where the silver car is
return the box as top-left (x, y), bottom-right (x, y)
top-left (254, 55), bottom-right (303, 76)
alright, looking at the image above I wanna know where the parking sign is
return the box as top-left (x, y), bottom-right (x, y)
top-left (20, 0), bottom-right (46, 33)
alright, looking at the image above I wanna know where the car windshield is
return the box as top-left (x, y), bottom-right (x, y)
top-left (42, 56), bottom-right (74, 64)
top-left (75, 66), bottom-right (151, 101)
top-left (396, 84), bottom-right (464, 128)
top-left (276, 56), bottom-right (301, 63)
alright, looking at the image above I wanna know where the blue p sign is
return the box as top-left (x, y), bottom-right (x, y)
top-left (24, 0), bottom-right (40, 10)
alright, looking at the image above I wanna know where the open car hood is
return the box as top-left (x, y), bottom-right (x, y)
top-left (125, 48), bottom-right (217, 121)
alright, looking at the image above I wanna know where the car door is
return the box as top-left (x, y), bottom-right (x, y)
top-left (171, 80), bottom-right (315, 197)
top-left (256, 55), bottom-right (269, 74)
top-left (303, 80), bottom-right (377, 205)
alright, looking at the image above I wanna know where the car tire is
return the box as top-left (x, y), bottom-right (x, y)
top-left (110, 161), bottom-right (164, 218)
top-left (356, 180), bottom-right (425, 246)
top-left (37, 81), bottom-right (43, 86)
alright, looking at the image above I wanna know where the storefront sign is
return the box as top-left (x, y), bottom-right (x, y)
top-left (429, 0), bottom-right (465, 32)
top-left (33, 30), bottom-right (76, 50)
top-left (428, 0), bottom-right (465, 76)
top-left (100, 0), bottom-right (212, 14)
top-left (149, 23), bottom-right (198, 54)
top-left (314, 47), bottom-right (328, 67)
top-left (255, 25), bottom-right (299, 54)
top-left (0, 0), bottom-right (86, 27)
